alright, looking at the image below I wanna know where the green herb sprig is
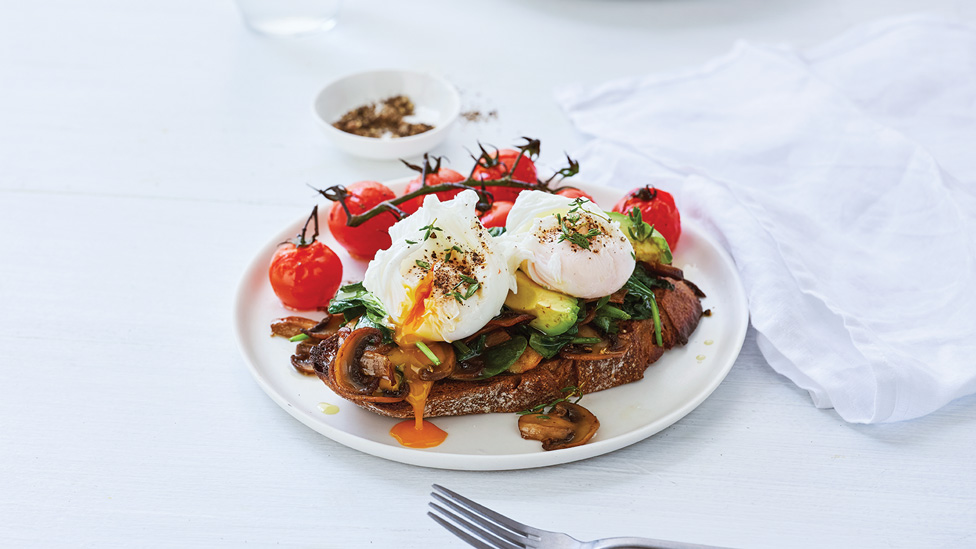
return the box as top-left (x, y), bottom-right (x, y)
top-left (420, 219), bottom-right (442, 241)
top-left (518, 386), bottom-right (584, 419)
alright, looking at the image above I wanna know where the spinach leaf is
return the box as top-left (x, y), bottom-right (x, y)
top-left (327, 282), bottom-right (392, 341)
top-left (452, 334), bottom-right (487, 362)
top-left (478, 336), bottom-right (528, 379)
top-left (527, 331), bottom-right (575, 359)
top-left (621, 269), bottom-right (663, 346)
top-left (592, 303), bottom-right (631, 334)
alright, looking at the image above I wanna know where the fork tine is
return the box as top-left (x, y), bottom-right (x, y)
top-left (427, 511), bottom-right (498, 549)
top-left (431, 484), bottom-right (539, 537)
top-left (428, 503), bottom-right (524, 549)
top-left (430, 493), bottom-right (526, 547)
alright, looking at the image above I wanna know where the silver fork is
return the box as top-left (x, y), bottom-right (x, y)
top-left (428, 484), bottom-right (732, 549)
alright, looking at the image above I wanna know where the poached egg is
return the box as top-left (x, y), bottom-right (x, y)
top-left (363, 190), bottom-right (514, 344)
top-left (503, 191), bottom-right (635, 299)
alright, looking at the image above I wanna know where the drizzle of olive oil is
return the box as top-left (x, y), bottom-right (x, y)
top-left (696, 354), bottom-right (706, 362)
top-left (317, 402), bottom-right (340, 415)
top-left (704, 339), bottom-right (714, 345)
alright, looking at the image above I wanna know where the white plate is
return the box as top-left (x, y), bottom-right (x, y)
top-left (234, 180), bottom-right (749, 470)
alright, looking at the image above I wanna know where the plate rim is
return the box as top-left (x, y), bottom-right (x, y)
top-left (233, 180), bottom-right (749, 470)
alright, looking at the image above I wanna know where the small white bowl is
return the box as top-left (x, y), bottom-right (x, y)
top-left (313, 69), bottom-right (460, 160)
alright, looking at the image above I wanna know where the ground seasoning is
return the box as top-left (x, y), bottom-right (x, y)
top-left (333, 95), bottom-right (433, 138)
top-left (460, 109), bottom-right (498, 123)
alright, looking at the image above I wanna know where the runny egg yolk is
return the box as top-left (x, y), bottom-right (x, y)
top-left (396, 271), bottom-right (435, 346)
top-left (390, 419), bottom-right (447, 448)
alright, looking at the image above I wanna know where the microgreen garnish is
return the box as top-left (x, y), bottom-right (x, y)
top-left (405, 239), bottom-right (418, 245)
top-left (518, 386), bottom-right (584, 419)
top-left (448, 273), bottom-right (479, 302)
top-left (568, 197), bottom-right (588, 213)
top-left (420, 219), bottom-right (443, 241)
top-left (627, 207), bottom-right (653, 241)
top-left (555, 203), bottom-right (602, 250)
top-left (415, 341), bottom-right (441, 365)
top-left (415, 259), bottom-right (430, 270)
top-left (443, 245), bottom-right (465, 261)
top-left (289, 333), bottom-right (310, 342)
top-left (557, 222), bottom-right (602, 249)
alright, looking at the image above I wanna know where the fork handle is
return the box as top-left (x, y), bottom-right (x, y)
top-left (588, 537), bottom-right (730, 549)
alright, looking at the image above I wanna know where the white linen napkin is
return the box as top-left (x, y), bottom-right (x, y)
top-left (555, 15), bottom-right (976, 423)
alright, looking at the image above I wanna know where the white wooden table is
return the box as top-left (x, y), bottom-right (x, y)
top-left (3, 1), bottom-right (975, 547)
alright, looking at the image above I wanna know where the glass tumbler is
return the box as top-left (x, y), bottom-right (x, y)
top-left (234, 0), bottom-right (341, 37)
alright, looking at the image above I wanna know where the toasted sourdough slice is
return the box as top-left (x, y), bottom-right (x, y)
top-left (309, 278), bottom-right (703, 419)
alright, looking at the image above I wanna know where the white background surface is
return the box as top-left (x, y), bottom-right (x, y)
top-left (2, 1), bottom-right (975, 547)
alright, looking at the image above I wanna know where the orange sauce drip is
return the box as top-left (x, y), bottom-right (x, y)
top-left (390, 419), bottom-right (447, 448)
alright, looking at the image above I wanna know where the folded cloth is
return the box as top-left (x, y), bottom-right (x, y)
top-left (556, 15), bottom-right (976, 423)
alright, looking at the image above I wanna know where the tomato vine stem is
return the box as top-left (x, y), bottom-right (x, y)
top-left (313, 138), bottom-right (575, 228)
top-left (313, 178), bottom-right (545, 227)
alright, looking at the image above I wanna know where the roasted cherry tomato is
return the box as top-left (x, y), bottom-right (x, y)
top-left (478, 200), bottom-right (514, 228)
top-left (400, 168), bottom-right (466, 214)
top-left (328, 180), bottom-right (398, 260)
top-left (472, 148), bottom-right (538, 203)
top-left (269, 207), bottom-right (343, 311)
top-left (612, 186), bottom-right (681, 250)
top-left (554, 187), bottom-right (596, 203)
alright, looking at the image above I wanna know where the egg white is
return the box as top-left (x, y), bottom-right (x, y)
top-left (363, 190), bottom-right (514, 343)
top-left (503, 191), bottom-right (635, 299)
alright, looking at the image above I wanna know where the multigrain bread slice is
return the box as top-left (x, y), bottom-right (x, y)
top-left (308, 278), bottom-right (703, 419)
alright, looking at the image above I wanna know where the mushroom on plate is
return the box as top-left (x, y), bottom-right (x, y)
top-left (517, 402), bottom-right (600, 451)
top-left (330, 327), bottom-right (407, 403)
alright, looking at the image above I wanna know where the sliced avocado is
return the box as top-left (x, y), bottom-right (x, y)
top-left (505, 270), bottom-right (579, 336)
top-left (607, 210), bottom-right (673, 265)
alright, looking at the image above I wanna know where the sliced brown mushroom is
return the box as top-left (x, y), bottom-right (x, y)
top-left (508, 346), bottom-right (543, 374)
top-left (518, 402), bottom-right (600, 451)
top-left (304, 314), bottom-right (347, 339)
top-left (386, 342), bottom-right (456, 382)
top-left (448, 358), bottom-right (487, 380)
top-left (415, 342), bottom-right (456, 381)
top-left (290, 340), bottom-right (318, 375)
top-left (639, 260), bottom-right (685, 281)
top-left (463, 312), bottom-right (535, 341)
top-left (331, 327), bottom-right (406, 403)
top-left (608, 287), bottom-right (628, 304)
top-left (270, 316), bottom-right (320, 338)
top-left (559, 326), bottom-right (629, 360)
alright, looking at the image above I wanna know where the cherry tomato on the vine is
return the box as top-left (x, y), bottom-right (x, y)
top-left (478, 201), bottom-right (514, 228)
top-left (612, 186), bottom-right (681, 250)
top-left (399, 167), bottom-right (467, 215)
top-left (269, 207), bottom-right (343, 311)
top-left (554, 187), bottom-right (596, 203)
top-left (472, 148), bottom-right (538, 203)
top-left (328, 180), bottom-right (398, 260)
